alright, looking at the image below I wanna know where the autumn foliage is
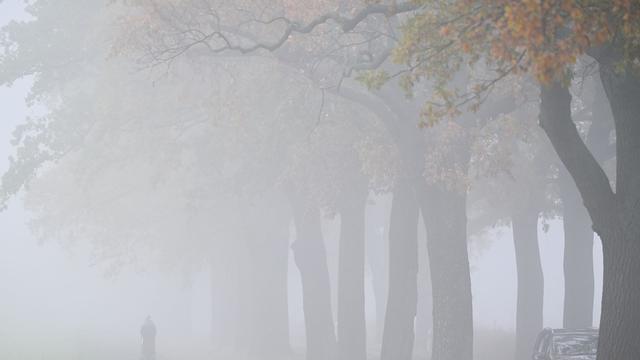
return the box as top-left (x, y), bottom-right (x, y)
top-left (392, 0), bottom-right (640, 121)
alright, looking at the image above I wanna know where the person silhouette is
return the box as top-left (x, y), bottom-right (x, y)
top-left (140, 315), bottom-right (156, 360)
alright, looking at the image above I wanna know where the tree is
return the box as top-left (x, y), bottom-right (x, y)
top-left (560, 72), bottom-right (615, 329)
top-left (469, 104), bottom-right (559, 360)
top-left (283, 88), bottom-right (392, 360)
top-left (0, 4), bottom-right (339, 359)
top-left (382, 176), bottom-right (419, 360)
top-left (114, 3), bottom-right (452, 360)
top-left (0, 17), bottom-right (306, 355)
top-left (3, 5), bottom-right (408, 360)
top-left (392, 1), bottom-right (640, 359)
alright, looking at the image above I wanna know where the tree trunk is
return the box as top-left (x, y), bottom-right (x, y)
top-left (337, 190), bottom-right (367, 360)
top-left (559, 74), bottom-right (614, 329)
top-left (380, 179), bottom-right (419, 360)
top-left (539, 69), bottom-right (640, 359)
top-left (419, 186), bottom-right (473, 360)
top-left (289, 193), bottom-right (336, 360)
top-left (512, 207), bottom-right (544, 360)
top-left (599, 65), bottom-right (640, 208)
top-left (329, 85), bottom-right (473, 360)
top-left (595, 64), bottom-right (640, 360)
top-left (560, 172), bottom-right (595, 329)
top-left (597, 227), bottom-right (640, 360)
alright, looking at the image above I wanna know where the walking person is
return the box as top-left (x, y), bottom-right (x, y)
top-left (140, 316), bottom-right (156, 360)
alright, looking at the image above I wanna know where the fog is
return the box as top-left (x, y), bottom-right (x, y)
top-left (0, 1), bottom-right (631, 360)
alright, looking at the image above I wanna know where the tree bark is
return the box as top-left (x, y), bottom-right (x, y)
top-left (419, 185), bottom-right (473, 360)
top-left (289, 193), bottom-right (337, 360)
top-left (597, 230), bottom-right (640, 360)
top-left (560, 171), bottom-right (595, 329)
top-left (380, 179), bottom-right (419, 360)
top-left (512, 207), bottom-right (544, 360)
top-left (599, 66), bottom-right (640, 207)
top-left (337, 189), bottom-right (367, 360)
top-left (595, 64), bottom-right (640, 360)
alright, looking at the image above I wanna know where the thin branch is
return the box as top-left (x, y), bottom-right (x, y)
top-left (307, 88), bottom-right (326, 140)
top-left (147, 1), bottom-right (419, 60)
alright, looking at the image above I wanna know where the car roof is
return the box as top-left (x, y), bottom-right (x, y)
top-left (545, 328), bottom-right (599, 336)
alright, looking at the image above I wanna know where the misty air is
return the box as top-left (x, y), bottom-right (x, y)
top-left (0, 1), bottom-right (638, 360)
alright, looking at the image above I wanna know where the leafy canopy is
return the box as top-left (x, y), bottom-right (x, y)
top-left (390, 0), bottom-right (640, 121)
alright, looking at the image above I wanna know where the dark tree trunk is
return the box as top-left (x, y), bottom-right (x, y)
top-left (595, 64), bottom-right (640, 360)
top-left (560, 75), bottom-right (614, 329)
top-left (597, 229), bottom-right (640, 360)
top-left (337, 190), bottom-right (367, 360)
top-left (380, 179), bottom-right (419, 360)
top-left (419, 186), bottom-right (473, 360)
top-left (289, 193), bottom-right (336, 360)
top-left (539, 67), bottom-right (640, 359)
top-left (512, 207), bottom-right (544, 360)
top-left (560, 172), bottom-right (595, 329)
top-left (599, 66), bottom-right (640, 209)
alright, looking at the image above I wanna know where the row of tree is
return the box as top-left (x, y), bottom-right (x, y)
top-left (0, 1), bottom-right (637, 360)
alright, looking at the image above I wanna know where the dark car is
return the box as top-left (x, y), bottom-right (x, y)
top-left (532, 328), bottom-right (599, 360)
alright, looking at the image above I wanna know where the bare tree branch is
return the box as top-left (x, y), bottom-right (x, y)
top-left (138, 1), bottom-right (419, 63)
